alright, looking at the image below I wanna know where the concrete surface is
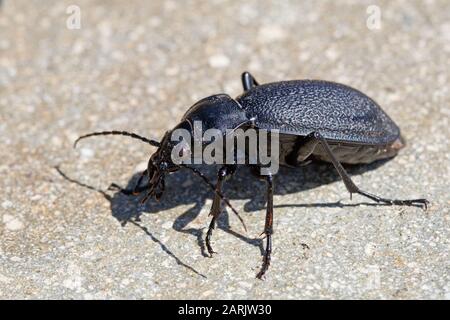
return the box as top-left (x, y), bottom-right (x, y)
top-left (0, 0), bottom-right (449, 299)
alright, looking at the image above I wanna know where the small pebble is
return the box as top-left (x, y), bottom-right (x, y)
top-left (2, 214), bottom-right (24, 231)
top-left (208, 54), bottom-right (230, 68)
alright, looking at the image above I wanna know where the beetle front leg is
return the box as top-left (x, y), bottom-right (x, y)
top-left (241, 71), bottom-right (260, 92)
top-left (311, 132), bottom-right (429, 209)
top-left (108, 170), bottom-right (149, 195)
top-left (205, 165), bottom-right (236, 256)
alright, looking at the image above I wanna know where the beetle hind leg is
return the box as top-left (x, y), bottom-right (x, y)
top-left (353, 190), bottom-right (429, 209)
top-left (309, 132), bottom-right (429, 210)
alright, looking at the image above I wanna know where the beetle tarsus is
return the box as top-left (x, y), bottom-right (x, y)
top-left (205, 219), bottom-right (217, 257)
top-left (356, 191), bottom-right (429, 210)
top-left (256, 247), bottom-right (271, 280)
top-left (256, 233), bottom-right (272, 280)
top-left (205, 216), bottom-right (217, 256)
top-left (107, 181), bottom-right (150, 196)
top-left (108, 183), bottom-right (124, 192)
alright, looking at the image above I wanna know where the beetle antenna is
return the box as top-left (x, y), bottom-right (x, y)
top-left (181, 164), bottom-right (247, 232)
top-left (74, 131), bottom-right (160, 148)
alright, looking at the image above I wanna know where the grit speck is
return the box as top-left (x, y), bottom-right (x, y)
top-left (208, 54), bottom-right (231, 68)
top-left (2, 214), bottom-right (24, 231)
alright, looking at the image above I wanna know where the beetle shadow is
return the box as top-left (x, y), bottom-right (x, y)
top-left (55, 158), bottom-right (395, 276)
top-left (108, 159), bottom-right (391, 258)
top-left (54, 166), bottom-right (207, 278)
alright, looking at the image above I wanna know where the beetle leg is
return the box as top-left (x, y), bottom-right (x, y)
top-left (132, 169), bottom-right (149, 194)
top-left (107, 170), bottom-right (149, 195)
top-left (205, 165), bottom-right (236, 256)
top-left (241, 71), bottom-right (260, 92)
top-left (256, 174), bottom-right (274, 279)
top-left (311, 132), bottom-right (429, 209)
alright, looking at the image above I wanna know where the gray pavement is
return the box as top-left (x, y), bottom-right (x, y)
top-left (0, 0), bottom-right (449, 299)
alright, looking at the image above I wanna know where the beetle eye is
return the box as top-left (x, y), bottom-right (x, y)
top-left (160, 162), bottom-right (168, 170)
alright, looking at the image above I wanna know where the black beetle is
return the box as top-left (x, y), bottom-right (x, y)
top-left (74, 72), bottom-right (428, 279)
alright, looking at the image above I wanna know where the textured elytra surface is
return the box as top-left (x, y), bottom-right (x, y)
top-left (237, 80), bottom-right (401, 145)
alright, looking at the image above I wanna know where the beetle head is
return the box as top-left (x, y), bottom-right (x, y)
top-left (143, 131), bottom-right (181, 201)
top-left (73, 127), bottom-right (246, 229)
top-left (73, 122), bottom-right (222, 198)
top-left (148, 131), bottom-right (180, 172)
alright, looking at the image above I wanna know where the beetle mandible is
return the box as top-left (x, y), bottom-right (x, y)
top-left (74, 72), bottom-right (428, 279)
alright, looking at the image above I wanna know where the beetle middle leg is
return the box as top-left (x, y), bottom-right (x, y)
top-left (205, 165), bottom-right (236, 256)
top-left (301, 132), bottom-right (429, 209)
top-left (242, 71), bottom-right (260, 92)
top-left (256, 173), bottom-right (274, 279)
